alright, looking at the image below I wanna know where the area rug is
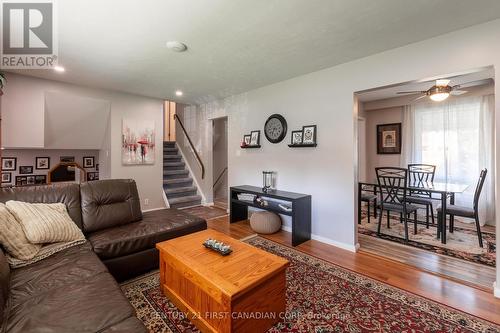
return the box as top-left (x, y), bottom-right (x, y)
top-left (120, 236), bottom-right (500, 333)
top-left (180, 205), bottom-right (228, 220)
top-left (358, 210), bottom-right (496, 267)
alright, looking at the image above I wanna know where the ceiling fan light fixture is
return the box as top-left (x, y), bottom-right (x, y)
top-left (430, 92), bottom-right (450, 102)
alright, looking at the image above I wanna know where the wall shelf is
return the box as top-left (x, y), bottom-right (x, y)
top-left (240, 145), bottom-right (261, 149)
top-left (288, 143), bottom-right (317, 148)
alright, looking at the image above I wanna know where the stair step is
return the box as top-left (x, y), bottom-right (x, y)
top-left (164, 186), bottom-right (197, 195)
top-left (164, 161), bottom-right (185, 168)
top-left (163, 141), bottom-right (176, 147)
top-left (163, 178), bottom-right (193, 188)
top-left (164, 154), bottom-right (182, 160)
top-left (164, 169), bottom-right (188, 176)
top-left (164, 169), bottom-right (189, 179)
top-left (164, 147), bottom-right (178, 152)
top-left (169, 195), bottom-right (202, 205)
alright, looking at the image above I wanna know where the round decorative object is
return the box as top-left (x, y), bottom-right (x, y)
top-left (250, 211), bottom-right (282, 234)
top-left (264, 114), bottom-right (287, 143)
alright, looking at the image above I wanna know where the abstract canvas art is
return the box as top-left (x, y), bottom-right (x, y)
top-left (122, 119), bottom-right (156, 165)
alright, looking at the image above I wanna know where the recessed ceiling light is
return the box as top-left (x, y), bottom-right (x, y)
top-left (175, 90), bottom-right (183, 96)
top-left (54, 65), bottom-right (65, 72)
top-left (166, 41), bottom-right (187, 52)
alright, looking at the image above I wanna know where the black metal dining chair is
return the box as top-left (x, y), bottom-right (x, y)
top-left (375, 167), bottom-right (419, 242)
top-left (405, 164), bottom-right (436, 228)
top-left (360, 185), bottom-right (377, 224)
top-left (437, 169), bottom-right (487, 247)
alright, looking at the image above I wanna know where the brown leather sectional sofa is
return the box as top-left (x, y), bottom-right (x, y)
top-left (0, 179), bottom-right (207, 333)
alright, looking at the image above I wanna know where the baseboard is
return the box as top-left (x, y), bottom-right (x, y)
top-left (494, 282), bottom-right (500, 298)
top-left (280, 225), bottom-right (358, 252)
top-left (203, 202), bottom-right (214, 207)
top-left (142, 207), bottom-right (167, 213)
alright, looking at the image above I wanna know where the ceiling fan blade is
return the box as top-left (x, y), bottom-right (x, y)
top-left (450, 90), bottom-right (467, 96)
top-left (452, 78), bottom-right (493, 89)
top-left (436, 79), bottom-right (451, 87)
top-left (396, 91), bottom-right (424, 94)
top-left (411, 95), bottom-right (428, 102)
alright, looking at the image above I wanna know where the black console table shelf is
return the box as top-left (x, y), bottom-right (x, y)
top-left (230, 185), bottom-right (311, 246)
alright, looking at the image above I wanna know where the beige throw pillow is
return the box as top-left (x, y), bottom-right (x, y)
top-left (0, 203), bottom-right (42, 260)
top-left (6, 201), bottom-right (85, 244)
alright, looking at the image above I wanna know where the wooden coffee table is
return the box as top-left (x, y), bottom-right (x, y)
top-left (156, 229), bottom-right (289, 333)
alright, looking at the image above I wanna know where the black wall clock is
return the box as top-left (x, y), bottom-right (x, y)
top-left (264, 114), bottom-right (287, 143)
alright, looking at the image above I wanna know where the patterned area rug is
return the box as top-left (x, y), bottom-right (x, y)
top-left (358, 210), bottom-right (496, 267)
top-left (180, 205), bottom-right (228, 220)
top-left (120, 236), bottom-right (500, 332)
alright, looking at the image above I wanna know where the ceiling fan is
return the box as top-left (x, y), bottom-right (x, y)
top-left (396, 78), bottom-right (489, 102)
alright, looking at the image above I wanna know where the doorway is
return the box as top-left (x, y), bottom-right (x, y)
top-left (212, 117), bottom-right (228, 210)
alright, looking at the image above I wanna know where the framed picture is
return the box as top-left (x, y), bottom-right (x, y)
top-left (291, 130), bottom-right (303, 145)
top-left (377, 123), bottom-right (401, 154)
top-left (83, 156), bottom-right (95, 168)
top-left (26, 176), bottom-right (35, 185)
top-left (122, 118), bottom-right (156, 165)
top-left (1, 157), bottom-right (16, 171)
top-left (34, 175), bottom-right (47, 185)
top-left (15, 176), bottom-right (27, 186)
top-left (60, 156), bottom-right (75, 163)
top-left (19, 166), bottom-right (33, 175)
top-left (1, 172), bottom-right (11, 184)
top-left (87, 172), bottom-right (99, 181)
top-left (243, 135), bottom-right (251, 146)
top-left (250, 130), bottom-right (260, 146)
top-left (302, 125), bottom-right (317, 144)
top-left (36, 157), bottom-right (50, 170)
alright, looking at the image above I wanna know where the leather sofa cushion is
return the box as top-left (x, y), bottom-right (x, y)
top-left (101, 317), bottom-right (148, 332)
top-left (0, 183), bottom-right (83, 229)
top-left (0, 249), bottom-right (10, 329)
top-left (4, 243), bottom-right (141, 333)
top-left (80, 179), bottom-right (142, 233)
top-left (88, 208), bottom-right (207, 259)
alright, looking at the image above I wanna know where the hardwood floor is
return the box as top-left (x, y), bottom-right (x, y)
top-left (213, 197), bottom-right (229, 211)
top-left (207, 217), bottom-right (500, 325)
top-left (359, 233), bottom-right (496, 291)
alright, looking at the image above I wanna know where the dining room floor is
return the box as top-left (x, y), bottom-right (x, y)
top-left (358, 209), bottom-right (496, 291)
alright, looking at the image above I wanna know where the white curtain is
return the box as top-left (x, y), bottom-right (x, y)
top-left (401, 94), bottom-right (495, 225)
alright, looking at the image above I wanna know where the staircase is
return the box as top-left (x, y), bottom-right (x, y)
top-left (163, 142), bottom-right (202, 208)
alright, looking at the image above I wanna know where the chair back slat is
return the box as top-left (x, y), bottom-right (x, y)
top-left (473, 169), bottom-right (487, 212)
top-left (408, 164), bottom-right (436, 185)
top-left (375, 167), bottom-right (408, 205)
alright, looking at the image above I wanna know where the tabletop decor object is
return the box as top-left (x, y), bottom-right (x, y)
top-left (203, 238), bottom-right (232, 256)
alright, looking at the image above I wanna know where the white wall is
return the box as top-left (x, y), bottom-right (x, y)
top-left (1, 74), bottom-right (165, 210)
top-left (189, 19), bottom-right (500, 290)
top-left (364, 106), bottom-right (403, 180)
top-left (213, 117), bottom-right (228, 199)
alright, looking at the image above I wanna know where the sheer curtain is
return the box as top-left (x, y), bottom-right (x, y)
top-left (401, 94), bottom-right (495, 225)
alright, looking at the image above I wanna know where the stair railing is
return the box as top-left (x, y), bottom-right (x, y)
top-left (213, 167), bottom-right (227, 188)
top-left (173, 114), bottom-right (205, 179)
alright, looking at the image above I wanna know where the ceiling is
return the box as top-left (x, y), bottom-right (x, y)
top-left (7, 0), bottom-right (500, 103)
top-left (357, 67), bottom-right (495, 102)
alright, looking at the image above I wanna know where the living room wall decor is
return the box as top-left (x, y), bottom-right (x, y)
top-left (288, 125), bottom-right (317, 147)
top-left (240, 130), bottom-right (261, 148)
top-left (122, 119), bottom-right (156, 165)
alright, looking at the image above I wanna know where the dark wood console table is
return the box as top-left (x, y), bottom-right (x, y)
top-left (230, 185), bottom-right (311, 246)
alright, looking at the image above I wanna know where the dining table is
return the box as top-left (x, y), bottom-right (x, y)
top-left (358, 180), bottom-right (469, 244)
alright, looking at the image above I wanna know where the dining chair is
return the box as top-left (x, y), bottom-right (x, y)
top-left (359, 185), bottom-right (377, 224)
top-left (405, 164), bottom-right (436, 228)
top-left (437, 169), bottom-right (487, 248)
top-left (375, 167), bottom-right (419, 242)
